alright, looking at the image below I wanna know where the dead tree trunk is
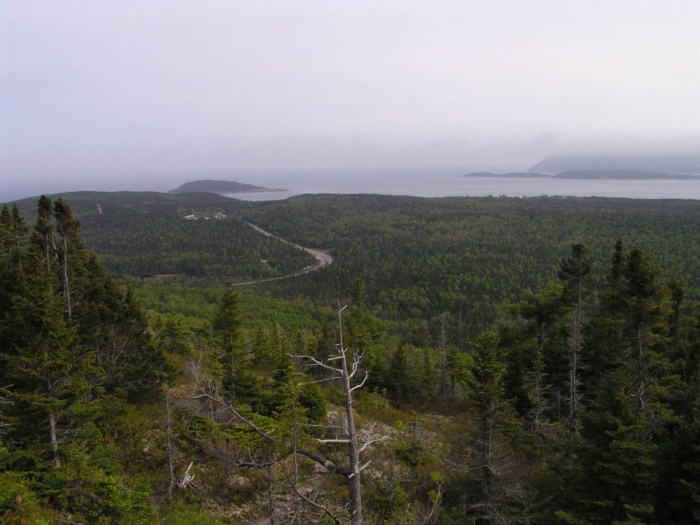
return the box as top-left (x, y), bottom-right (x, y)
top-left (60, 235), bottom-right (72, 321)
top-left (337, 305), bottom-right (363, 525)
top-left (295, 303), bottom-right (379, 525)
top-left (45, 366), bottom-right (60, 469)
top-left (165, 388), bottom-right (175, 502)
top-left (569, 282), bottom-right (582, 423)
top-left (190, 302), bottom-right (380, 525)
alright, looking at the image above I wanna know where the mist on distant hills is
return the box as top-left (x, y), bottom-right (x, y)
top-left (530, 155), bottom-right (700, 175)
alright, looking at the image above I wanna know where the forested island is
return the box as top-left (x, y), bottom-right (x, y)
top-left (2, 191), bottom-right (700, 524)
top-left (170, 179), bottom-right (276, 194)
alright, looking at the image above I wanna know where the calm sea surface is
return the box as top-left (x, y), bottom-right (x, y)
top-left (226, 171), bottom-right (700, 202)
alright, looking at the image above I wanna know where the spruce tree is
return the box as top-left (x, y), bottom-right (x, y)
top-left (578, 243), bottom-right (675, 523)
top-left (1, 198), bottom-right (163, 520)
top-left (53, 198), bottom-right (83, 321)
top-left (212, 282), bottom-right (259, 407)
top-left (1, 197), bottom-right (96, 481)
top-left (463, 332), bottom-right (524, 521)
top-left (558, 243), bottom-right (591, 425)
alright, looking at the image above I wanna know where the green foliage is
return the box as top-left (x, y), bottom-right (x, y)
top-left (0, 197), bottom-right (163, 522)
top-left (366, 481), bottom-right (409, 523)
top-left (394, 439), bottom-right (434, 468)
top-left (238, 195), bottom-right (700, 329)
top-left (0, 472), bottom-right (39, 515)
top-left (162, 502), bottom-right (227, 525)
top-left (7, 191), bottom-right (700, 523)
top-left (19, 191), bottom-right (315, 281)
top-left (212, 283), bottom-right (262, 407)
top-left (297, 382), bottom-right (328, 423)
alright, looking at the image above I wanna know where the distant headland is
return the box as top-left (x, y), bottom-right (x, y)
top-left (463, 155), bottom-right (700, 180)
top-left (169, 179), bottom-right (283, 194)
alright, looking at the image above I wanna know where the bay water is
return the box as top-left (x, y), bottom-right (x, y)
top-left (225, 170), bottom-right (700, 201)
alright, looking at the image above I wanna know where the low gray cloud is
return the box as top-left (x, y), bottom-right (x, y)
top-left (2, 1), bottom-right (700, 200)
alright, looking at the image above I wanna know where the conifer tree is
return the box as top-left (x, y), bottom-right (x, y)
top-left (582, 240), bottom-right (628, 398)
top-left (154, 315), bottom-right (193, 357)
top-left (74, 253), bottom-right (170, 401)
top-left (347, 279), bottom-right (372, 352)
top-left (0, 205), bottom-right (27, 346)
top-left (33, 195), bottom-right (54, 274)
top-left (386, 344), bottom-right (411, 402)
top-left (578, 243), bottom-right (675, 523)
top-left (1, 198), bottom-right (164, 520)
top-left (558, 243), bottom-right (591, 425)
top-left (53, 198), bottom-right (83, 320)
top-left (0, 204), bottom-right (28, 257)
top-left (516, 283), bottom-right (568, 423)
top-left (1, 198), bottom-right (96, 476)
top-left (463, 332), bottom-right (522, 522)
top-left (420, 347), bottom-right (436, 399)
top-left (253, 323), bottom-right (274, 369)
top-left (212, 282), bottom-right (259, 406)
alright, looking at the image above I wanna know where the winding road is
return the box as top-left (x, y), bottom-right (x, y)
top-left (234, 222), bottom-right (333, 286)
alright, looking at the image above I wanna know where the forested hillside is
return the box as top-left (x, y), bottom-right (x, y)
top-left (21, 192), bottom-right (700, 336)
top-left (243, 194), bottom-right (700, 336)
top-left (16, 192), bottom-right (313, 280)
top-left (3, 192), bottom-right (700, 524)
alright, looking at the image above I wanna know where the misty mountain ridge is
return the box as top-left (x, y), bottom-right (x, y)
top-left (462, 171), bottom-right (550, 179)
top-left (464, 155), bottom-right (700, 180)
top-left (554, 169), bottom-right (696, 180)
top-left (530, 154), bottom-right (700, 175)
top-left (169, 179), bottom-right (275, 194)
top-left (463, 169), bottom-right (700, 180)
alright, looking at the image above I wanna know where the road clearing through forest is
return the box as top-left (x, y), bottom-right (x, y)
top-left (234, 221), bottom-right (333, 286)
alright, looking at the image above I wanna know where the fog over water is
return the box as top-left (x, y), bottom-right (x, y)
top-left (6, 169), bottom-right (700, 203)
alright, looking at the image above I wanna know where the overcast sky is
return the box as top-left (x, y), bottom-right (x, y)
top-left (2, 0), bottom-right (700, 200)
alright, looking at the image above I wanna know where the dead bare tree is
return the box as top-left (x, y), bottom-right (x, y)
top-left (188, 358), bottom-right (347, 523)
top-left (294, 303), bottom-right (385, 525)
top-left (185, 302), bottom-right (381, 524)
top-left (164, 387), bottom-right (175, 502)
top-left (285, 469), bottom-right (343, 525)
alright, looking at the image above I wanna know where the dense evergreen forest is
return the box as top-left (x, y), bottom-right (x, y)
top-left (2, 191), bottom-right (700, 523)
